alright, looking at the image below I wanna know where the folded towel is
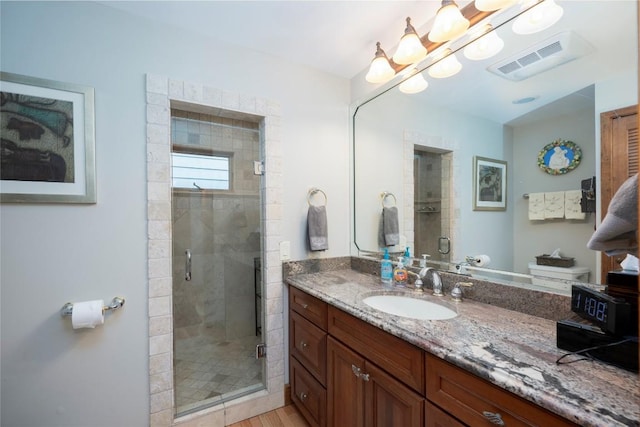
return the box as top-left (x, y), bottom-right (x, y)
top-left (307, 205), bottom-right (328, 251)
top-left (528, 192), bottom-right (545, 220)
top-left (587, 174), bottom-right (638, 256)
top-left (377, 206), bottom-right (399, 247)
top-left (544, 191), bottom-right (565, 219)
top-left (564, 190), bottom-right (586, 220)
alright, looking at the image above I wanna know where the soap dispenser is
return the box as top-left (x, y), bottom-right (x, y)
top-left (403, 247), bottom-right (412, 267)
top-left (380, 248), bottom-right (393, 287)
top-left (393, 257), bottom-right (408, 287)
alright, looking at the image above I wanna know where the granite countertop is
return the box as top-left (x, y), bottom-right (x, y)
top-left (286, 268), bottom-right (639, 427)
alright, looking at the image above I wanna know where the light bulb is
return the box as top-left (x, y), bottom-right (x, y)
top-left (399, 71), bottom-right (429, 94)
top-left (474, 0), bottom-right (516, 12)
top-left (393, 17), bottom-right (428, 65)
top-left (428, 49), bottom-right (462, 78)
top-left (365, 42), bottom-right (396, 84)
top-left (463, 25), bottom-right (504, 60)
top-left (513, 0), bottom-right (564, 35)
top-left (428, 0), bottom-right (470, 43)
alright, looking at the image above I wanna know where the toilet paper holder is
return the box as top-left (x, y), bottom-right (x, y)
top-left (60, 297), bottom-right (125, 317)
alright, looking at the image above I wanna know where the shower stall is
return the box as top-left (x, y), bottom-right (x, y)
top-left (170, 109), bottom-right (264, 415)
top-left (414, 148), bottom-right (452, 263)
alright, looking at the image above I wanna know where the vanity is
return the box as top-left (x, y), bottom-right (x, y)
top-left (285, 261), bottom-right (639, 427)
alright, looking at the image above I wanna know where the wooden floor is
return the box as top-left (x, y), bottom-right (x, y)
top-left (227, 404), bottom-right (309, 427)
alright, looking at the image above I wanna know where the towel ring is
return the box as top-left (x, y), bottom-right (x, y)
top-left (308, 188), bottom-right (327, 207)
top-left (381, 191), bottom-right (397, 208)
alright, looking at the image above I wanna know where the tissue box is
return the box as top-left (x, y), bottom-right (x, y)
top-left (535, 255), bottom-right (575, 267)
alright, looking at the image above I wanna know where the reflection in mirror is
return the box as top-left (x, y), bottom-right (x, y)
top-left (353, 0), bottom-right (638, 292)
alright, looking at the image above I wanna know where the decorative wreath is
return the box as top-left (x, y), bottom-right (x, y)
top-left (537, 139), bottom-right (582, 175)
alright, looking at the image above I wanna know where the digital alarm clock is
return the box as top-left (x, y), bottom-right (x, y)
top-left (571, 285), bottom-right (632, 335)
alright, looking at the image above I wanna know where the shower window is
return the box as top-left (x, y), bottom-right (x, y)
top-left (171, 151), bottom-right (231, 190)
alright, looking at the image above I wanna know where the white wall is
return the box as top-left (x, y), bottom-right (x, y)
top-left (510, 106), bottom-right (597, 275)
top-left (0, 2), bottom-right (350, 426)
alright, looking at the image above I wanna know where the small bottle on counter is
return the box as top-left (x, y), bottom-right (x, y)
top-left (393, 257), bottom-right (408, 287)
top-left (403, 246), bottom-right (412, 267)
top-left (381, 248), bottom-right (393, 288)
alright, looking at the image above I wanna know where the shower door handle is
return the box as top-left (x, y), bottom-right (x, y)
top-left (185, 249), bottom-right (192, 281)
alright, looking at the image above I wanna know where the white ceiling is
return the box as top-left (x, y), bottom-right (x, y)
top-left (98, 1), bottom-right (637, 123)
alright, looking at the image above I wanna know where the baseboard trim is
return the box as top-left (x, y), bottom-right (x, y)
top-left (284, 383), bottom-right (292, 406)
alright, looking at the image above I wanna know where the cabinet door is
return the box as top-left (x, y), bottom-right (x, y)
top-left (425, 401), bottom-right (465, 427)
top-left (327, 337), bottom-right (365, 427)
top-left (364, 361), bottom-right (424, 427)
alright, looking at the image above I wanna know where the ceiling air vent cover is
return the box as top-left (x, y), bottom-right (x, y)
top-left (488, 31), bottom-right (593, 81)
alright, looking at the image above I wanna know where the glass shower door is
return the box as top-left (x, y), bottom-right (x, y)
top-left (170, 110), bottom-right (264, 415)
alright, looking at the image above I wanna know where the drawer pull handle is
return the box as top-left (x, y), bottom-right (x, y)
top-left (300, 341), bottom-right (308, 350)
top-left (299, 392), bottom-right (308, 402)
top-left (351, 364), bottom-right (370, 381)
top-left (302, 303), bottom-right (309, 309)
top-left (482, 411), bottom-right (505, 426)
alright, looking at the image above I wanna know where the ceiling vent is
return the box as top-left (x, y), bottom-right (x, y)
top-left (488, 31), bottom-right (593, 81)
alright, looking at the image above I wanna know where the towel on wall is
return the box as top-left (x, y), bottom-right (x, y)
top-left (377, 206), bottom-right (399, 247)
top-left (528, 192), bottom-right (545, 220)
top-left (307, 205), bottom-right (328, 251)
top-left (544, 192), bottom-right (565, 219)
top-left (564, 190), bottom-right (586, 220)
top-left (587, 174), bottom-right (638, 256)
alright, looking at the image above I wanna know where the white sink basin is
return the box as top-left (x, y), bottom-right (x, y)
top-left (362, 295), bottom-right (457, 320)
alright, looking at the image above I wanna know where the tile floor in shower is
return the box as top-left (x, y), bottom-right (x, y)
top-left (174, 324), bottom-right (263, 413)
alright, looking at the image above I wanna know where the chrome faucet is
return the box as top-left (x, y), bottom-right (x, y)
top-left (421, 267), bottom-right (444, 296)
top-left (451, 282), bottom-right (474, 302)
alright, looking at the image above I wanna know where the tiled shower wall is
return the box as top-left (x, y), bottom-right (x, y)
top-left (146, 74), bottom-right (284, 427)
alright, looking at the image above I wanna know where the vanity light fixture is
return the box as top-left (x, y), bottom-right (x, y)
top-left (474, 0), bottom-right (516, 12)
top-left (428, 49), bottom-right (462, 78)
top-left (463, 24), bottom-right (504, 60)
top-left (365, 42), bottom-right (396, 83)
top-left (399, 70), bottom-right (429, 94)
top-left (393, 17), bottom-right (428, 65)
top-left (428, 0), bottom-right (470, 43)
top-left (512, 0), bottom-right (564, 35)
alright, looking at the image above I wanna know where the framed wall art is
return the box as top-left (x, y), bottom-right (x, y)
top-left (473, 156), bottom-right (507, 211)
top-left (0, 72), bottom-right (96, 203)
top-left (537, 139), bottom-right (582, 175)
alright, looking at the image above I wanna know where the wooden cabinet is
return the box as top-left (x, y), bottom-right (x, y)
top-left (425, 353), bottom-right (577, 427)
top-left (327, 336), bottom-right (423, 427)
top-left (289, 286), bottom-right (577, 427)
top-left (289, 287), bottom-right (328, 427)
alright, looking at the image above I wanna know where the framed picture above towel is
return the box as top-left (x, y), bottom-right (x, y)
top-left (473, 156), bottom-right (507, 211)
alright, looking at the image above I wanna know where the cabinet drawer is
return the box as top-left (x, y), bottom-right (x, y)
top-left (291, 357), bottom-right (327, 427)
top-left (328, 306), bottom-right (424, 394)
top-left (290, 286), bottom-right (328, 330)
top-left (425, 401), bottom-right (465, 427)
top-left (425, 354), bottom-right (577, 427)
top-left (290, 310), bottom-right (327, 385)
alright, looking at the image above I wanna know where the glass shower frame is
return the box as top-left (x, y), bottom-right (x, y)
top-left (170, 109), bottom-right (265, 416)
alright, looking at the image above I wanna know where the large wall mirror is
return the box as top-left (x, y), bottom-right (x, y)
top-left (352, 0), bottom-right (638, 290)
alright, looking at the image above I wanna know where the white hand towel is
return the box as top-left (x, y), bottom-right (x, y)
top-left (528, 192), bottom-right (545, 220)
top-left (564, 190), bottom-right (586, 220)
top-left (544, 192), bottom-right (565, 219)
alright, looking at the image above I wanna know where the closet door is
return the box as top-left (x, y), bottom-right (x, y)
top-left (600, 105), bottom-right (638, 282)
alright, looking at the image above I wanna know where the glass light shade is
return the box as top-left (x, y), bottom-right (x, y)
top-left (365, 43), bottom-right (396, 83)
top-left (474, 0), bottom-right (516, 12)
top-left (394, 33), bottom-right (428, 65)
top-left (399, 72), bottom-right (429, 94)
top-left (428, 50), bottom-right (462, 78)
top-left (512, 0), bottom-right (564, 35)
top-left (428, 1), bottom-right (470, 43)
top-left (393, 17), bottom-right (428, 65)
top-left (463, 25), bottom-right (504, 60)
